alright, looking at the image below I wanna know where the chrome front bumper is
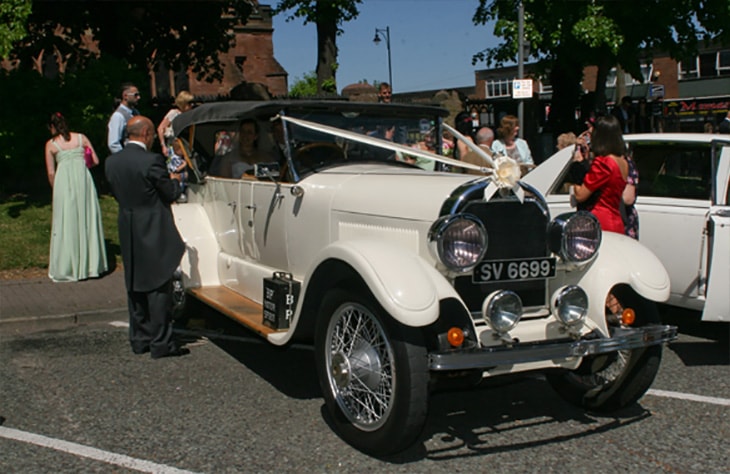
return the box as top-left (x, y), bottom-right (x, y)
top-left (428, 325), bottom-right (678, 371)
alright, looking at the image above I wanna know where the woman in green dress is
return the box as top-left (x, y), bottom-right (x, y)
top-left (44, 112), bottom-right (108, 282)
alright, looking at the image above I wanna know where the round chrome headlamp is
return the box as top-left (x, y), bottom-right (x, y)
top-left (548, 211), bottom-right (601, 263)
top-left (482, 290), bottom-right (522, 333)
top-left (429, 214), bottom-right (487, 273)
top-left (552, 285), bottom-right (588, 326)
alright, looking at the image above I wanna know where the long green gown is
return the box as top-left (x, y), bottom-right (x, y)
top-left (48, 135), bottom-right (108, 282)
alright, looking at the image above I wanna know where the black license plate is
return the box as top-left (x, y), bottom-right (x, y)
top-left (473, 257), bottom-right (556, 283)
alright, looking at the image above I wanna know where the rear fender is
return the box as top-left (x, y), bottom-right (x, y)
top-left (305, 239), bottom-right (461, 327)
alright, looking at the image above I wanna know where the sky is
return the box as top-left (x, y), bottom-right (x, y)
top-left (271, 0), bottom-right (500, 94)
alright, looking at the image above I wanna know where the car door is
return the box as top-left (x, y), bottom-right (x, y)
top-left (629, 140), bottom-right (714, 311)
top-left (698, 141), bottom-right (730, 321)
top-left (246, 180), bottom-right (291, 270)
top-left (203, 178), bottom-right (245, 259)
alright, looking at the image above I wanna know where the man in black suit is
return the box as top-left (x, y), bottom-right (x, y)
top-left (105, 116), bottom-right (189, 359)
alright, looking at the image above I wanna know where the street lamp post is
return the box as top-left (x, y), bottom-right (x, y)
top-left (373, 26), bottom-right (392, 91)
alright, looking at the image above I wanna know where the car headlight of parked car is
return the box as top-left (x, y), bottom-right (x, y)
top-left (429, 214), bottom-right (488, 273)
top-left (548, 212), bottom-right (601, 263)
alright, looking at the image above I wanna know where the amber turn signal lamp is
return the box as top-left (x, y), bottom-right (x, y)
top-left (622, 308), bottom-right (636, 326)
top-left (447, 327), bottom-right (465, 347)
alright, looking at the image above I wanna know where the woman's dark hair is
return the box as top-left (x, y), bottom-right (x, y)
top-left (590, 114), bottom-right (626, 157)
top-left (454, 111), bottom-right (473, 137)
top-left (49, 112), bottom-right (71, 141)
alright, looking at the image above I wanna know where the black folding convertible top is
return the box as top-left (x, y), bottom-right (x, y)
top-left (171, 100), bottom-right (449, 137)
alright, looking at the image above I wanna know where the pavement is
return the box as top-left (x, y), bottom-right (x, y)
top-left (0, 268), bottom-right (128, 334)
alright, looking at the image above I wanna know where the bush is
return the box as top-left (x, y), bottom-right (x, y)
top-left (0, 58), bottom-right (149, 198)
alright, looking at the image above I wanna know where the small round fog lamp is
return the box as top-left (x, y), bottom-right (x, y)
top-left (552, 285), bottom-right (588, 326)
top-left (483, 290), bottom-right (522, 333)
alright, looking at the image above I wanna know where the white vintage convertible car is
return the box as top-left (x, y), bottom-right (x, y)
top-left (524, 133), bottom-right (730, 322)
top-left (170, 101), bottom-right (677, 455)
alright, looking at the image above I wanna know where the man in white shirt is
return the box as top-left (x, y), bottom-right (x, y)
top-left (107, 83), bottom-right (140, 154)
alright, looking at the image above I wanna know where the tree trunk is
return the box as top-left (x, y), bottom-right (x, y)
top-left (547, 55), bottom-right (583, 135)
top-left (315, 2), bottom-right (338, 95)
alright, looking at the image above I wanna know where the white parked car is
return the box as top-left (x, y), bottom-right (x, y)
top-left (524, 133), bottom-right (730, 322)
top-left (170, 101), bottom-right (677, 455)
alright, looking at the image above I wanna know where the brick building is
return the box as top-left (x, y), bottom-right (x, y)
top-left (154, 2), bottom-right (288, 101)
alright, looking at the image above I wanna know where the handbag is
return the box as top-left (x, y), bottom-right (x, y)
top-left (83, 145), bottom-right (94, 168)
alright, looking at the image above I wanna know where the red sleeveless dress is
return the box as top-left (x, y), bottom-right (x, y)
top-left (582, 155), bottom-right (626, 234)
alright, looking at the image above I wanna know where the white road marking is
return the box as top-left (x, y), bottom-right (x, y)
top-left (0, 426), bottom-right (198, 474)
top-left (647, 389), bottom-right (730, 407)
top-left (109, 321), bottom-right (129, 328)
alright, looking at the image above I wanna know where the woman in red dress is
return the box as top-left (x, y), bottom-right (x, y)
top-left (572, 115), bottom-right (629, 234)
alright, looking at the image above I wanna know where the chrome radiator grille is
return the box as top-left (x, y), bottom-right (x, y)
top-left (454, 198), bottom-right (550, 312)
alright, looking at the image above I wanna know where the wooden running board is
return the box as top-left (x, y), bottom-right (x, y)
top-left (189, 286), bottom-right (278, 337)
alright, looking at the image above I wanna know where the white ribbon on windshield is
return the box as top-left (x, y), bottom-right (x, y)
top-left (279, 115), bottom-right (494, 175)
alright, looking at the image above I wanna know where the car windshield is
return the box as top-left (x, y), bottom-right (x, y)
top-left (185, 105), bottom-right (448, 180)
top-left (283, 110), bottom-right (442, 176)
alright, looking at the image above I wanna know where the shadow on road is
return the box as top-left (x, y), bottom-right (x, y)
top-left (659, 304), bottom-right (730, 366)
top-left (177, 307), bottom-right (656, 462)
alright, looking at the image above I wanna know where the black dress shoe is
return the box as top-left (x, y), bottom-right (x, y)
top-left (132, 346), bottom-right (150, 355)
top-left (151, 347), bottom-right (190, 359)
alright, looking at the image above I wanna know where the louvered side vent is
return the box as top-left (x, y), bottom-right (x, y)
top-left (338, 222), bottom-right (420, 252)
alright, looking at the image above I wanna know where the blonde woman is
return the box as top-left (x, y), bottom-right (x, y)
top-left (157, 90), bottom-right (194, 156)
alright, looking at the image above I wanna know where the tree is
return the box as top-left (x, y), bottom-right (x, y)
top-left (274, 0), bottom-right (362, 95)
top-left (472, 0), bottom-right (730, 133)
top-left (6, 1), bottom-right (253, 83)
top-left (289, 71), bottom-right (318, 97)
top-left (0, 0), bottom-right (32, 59)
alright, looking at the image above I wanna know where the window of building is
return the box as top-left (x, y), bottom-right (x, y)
top-left (678, 57), bottom-right (699, 80)
top-left (679, 50), bottom-right (730, 79)
top-left (235, 56), bottom-right (246, 76)
top-left (699, 52), bottom-right (716, 78)
top-left (484, 79), bottom-right (511, 98)
top-left (605, 64), bottom-right (653, 87)
top-left (718, 50), bottom-right (730, 76)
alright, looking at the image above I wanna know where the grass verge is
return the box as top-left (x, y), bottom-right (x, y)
top-left (0, 193), bottom-right (120, 273)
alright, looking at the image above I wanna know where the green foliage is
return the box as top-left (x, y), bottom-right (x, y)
top-left (0, 194), bottom-right (120, 271)
top-left (0, 58), bottom-right (148, 196)
top-left (274, 0), bottom-right (361, 35)
top-left (572, 5), bottom-right (623, 55)
top-left (8, 1), bottom-right (252, 83)
top-left (0, 0), bottom-right (31, 58)
top-left (289, 71), bottom-right (318, 98)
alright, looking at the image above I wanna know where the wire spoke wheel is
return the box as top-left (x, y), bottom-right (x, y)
top-left (547, 286), bottom-right (663, 412)
top-left (326, 302), bottom-right (394, 431)
top-left (315, 289), bottom-right (428, 455)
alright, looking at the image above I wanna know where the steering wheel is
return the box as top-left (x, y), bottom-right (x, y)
top-left (294, 142), bottom-right (345, 170)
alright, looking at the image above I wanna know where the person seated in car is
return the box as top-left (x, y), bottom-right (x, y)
top-left (209, 119), bottom-right (273, 178)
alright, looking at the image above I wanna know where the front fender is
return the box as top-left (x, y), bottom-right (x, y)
top-left (306, 239), bottom-right (460, 327)
top-left (554, 232), bottom-right (670, 333)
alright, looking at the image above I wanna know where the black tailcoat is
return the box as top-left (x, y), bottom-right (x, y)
top-left (105, 143), bottom-right (184, 292)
